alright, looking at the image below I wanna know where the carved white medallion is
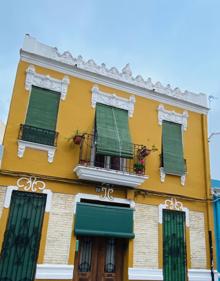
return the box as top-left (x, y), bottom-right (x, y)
top-left (25, 65), bottom-right (69, 100)
top-left (91, 85), bottom-right (135, 117)
top-left (159, 197), bottom-right (189, 226)
top-left (17, 176), bottom-right (46, 192)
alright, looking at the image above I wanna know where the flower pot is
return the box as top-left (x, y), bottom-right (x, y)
top-left (139, 147), bottom-right (151, 158)
top-left (73, 135), bottom-right (84, 145)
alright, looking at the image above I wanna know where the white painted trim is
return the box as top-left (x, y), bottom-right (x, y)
top-left (158, 104), bottom-right (189, 130)
top-left (160, 167), bottom-right (186, 186)
top-left (158, 198), bottom-right (190, 227)
top-left (17, 140), bottom-right (56, 163)
top-left (42, 189), bottom-right (52, 212)
top-left (128, 268), bottom-right (218, 281)
top-left (91, 85), bottom-right (135, 117)
top-left (74, 193), bottom-right (135, 214)
top-left (25, 65), bottom-right (69, 100)
top-left (74, 165), bottom-right (148, 188)
top-left (4, 186), bottom-right (18, 208)
top-left (20, 36), bottom-right (209, 115)
top-left (4, 186), bottom-right (52, 213)
top-left (188, 269), bottom-right (218, 281)
top-left (35, 264), bottom-right (74, 279)
top-left (128, 268), bottom-right (163, 280)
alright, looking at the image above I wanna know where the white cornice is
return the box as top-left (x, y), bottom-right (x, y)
top-left (20, 35), bottom-right (209, 115)
top-left (91, 85), bottom-right (135, 117)
top-left (25, 65), bottom-right (69, 100)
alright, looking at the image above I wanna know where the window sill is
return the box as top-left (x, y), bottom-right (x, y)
top-left (74, 165), bottom-right (148, 188)
top-left (17, 140), bottom-right (56, 163)
top-left (160, 167), bottom-right (186, 186)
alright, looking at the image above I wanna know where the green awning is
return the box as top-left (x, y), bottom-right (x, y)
top-left (95, 103), bottom-right (133, 158)
top-left (74, 202), bottom-right (134, 239)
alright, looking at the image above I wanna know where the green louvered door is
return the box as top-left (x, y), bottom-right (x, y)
top-left (163, 210), bottom-right (187, 281)
top-left (0, 191), bottom-right (46, 281)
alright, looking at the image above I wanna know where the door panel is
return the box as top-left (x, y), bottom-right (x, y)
top-left (74, 237), bottom-right (125, 281)
top-left (0, 191), bottom-right (46, 281)
top-left (163, 210), bottom-right (187, 281)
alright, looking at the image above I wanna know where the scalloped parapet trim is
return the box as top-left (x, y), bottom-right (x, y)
top-left (21, 35), bottom-right (208, 110)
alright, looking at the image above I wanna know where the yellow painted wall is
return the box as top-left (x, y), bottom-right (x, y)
top-left (2, 61), bottom-right (208, 199)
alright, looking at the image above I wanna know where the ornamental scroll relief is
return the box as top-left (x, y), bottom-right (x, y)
top-left (159, 197), bottom-right (189, 227)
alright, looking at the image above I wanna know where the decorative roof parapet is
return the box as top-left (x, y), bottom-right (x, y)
top-left (21, 35), bottom-right (208, 110)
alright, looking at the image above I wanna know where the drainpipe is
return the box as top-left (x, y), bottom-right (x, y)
top-left (202, 115), bottom-right (215, 281)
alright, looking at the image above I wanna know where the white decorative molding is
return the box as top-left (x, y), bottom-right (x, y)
top-left (188, 269), bottom-right (218, 281)
top-left (157, 104), bottom-right (189, 131)
top-left (25, 65), bottom-right (69, 100)
top-left (43, 189), bottom-right (52, 212)
top-left (128, 268), bottom-right (163, 280)
top-left (74, 193), bottom-right (135, 214)
top-left (35, 264), bottom-right (74, 279)
top-left (91, 85), bottom-right (135, 117)
top-left (159, 197), bottom-right (190, 227)
top-left (4, 185), bottom-right (52, 213)
top-left (20, 35), bottom-right (209, 114)
top-left (128, 268), bottom-right (218, 281)
top-left (17, 140), bottom-right (56, 163)
top-left (74, 165), bottom-right (148, 188)
top-left (17, 176), bottom-right (46, 192)
top-left (97, 186), bottom-right (114, 201)
top-left (4, 186), bottom-right (18, 208)
top-left (160, 167), bottom-right (186, 186)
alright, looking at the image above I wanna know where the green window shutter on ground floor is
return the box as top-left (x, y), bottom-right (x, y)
top-left (162, 120), bottom-right (185, 176)
top-left (74, 202), bottom-right (134, 239)
top-left (95, 103), bottom-right (133, 158)
top-left (25, 86), bottom-right (60, 130)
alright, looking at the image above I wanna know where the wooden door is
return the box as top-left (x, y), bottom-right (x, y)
top-left (73, 237), bottom-right (125, 281)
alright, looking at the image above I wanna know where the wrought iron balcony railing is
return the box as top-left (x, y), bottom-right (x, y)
top-left (77, 133), bottom-right (147, 175)
top-left (19, 124), bottom-right (58, 146)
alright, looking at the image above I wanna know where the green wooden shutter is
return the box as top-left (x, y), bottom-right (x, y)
top-left (162, 121), bottom-right (185, 176)
top-left (25, 86), bottom-right (60, 130)
top-left (163, 210), bottom-right (186, 281)
top-left (75, 202), bottom-right (134, 238)
top-left (95, 103), bottom-right (133, 158)
top-left (0, 191), bottom-right (46, 281)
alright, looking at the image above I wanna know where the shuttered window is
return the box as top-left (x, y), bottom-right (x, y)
top-left (162, 121), bottom-right (185, 176)
top-left (95, 103), bottom-right (133, 158)
top-left (25, 86), bottom-right (60, 130)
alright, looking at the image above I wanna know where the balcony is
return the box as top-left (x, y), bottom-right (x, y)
top-left (17, 124), bottom-right (58, 163)
top-left (73, 134), bottom-right (148, 188)
top-left (19, 124), bottom-right (58, 146)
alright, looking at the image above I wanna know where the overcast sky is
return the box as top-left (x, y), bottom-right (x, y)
top-left (1, 0), bottom-right (220, 179)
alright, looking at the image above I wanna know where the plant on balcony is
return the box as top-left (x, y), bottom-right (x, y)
top-left (138, 144), bottom-right (158, 158)
top-left (68, 130), bottom-right (85, 145)
top-left (134, 159), bottom-right (145, 175)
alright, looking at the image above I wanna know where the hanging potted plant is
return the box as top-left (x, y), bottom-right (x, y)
top-left (138, 144), bottom-right (158, 159)
top-left (68, 130), bottom-right (85, 145)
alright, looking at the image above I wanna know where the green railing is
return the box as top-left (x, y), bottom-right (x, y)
top-left (19, 124), bottom-right (58, 146)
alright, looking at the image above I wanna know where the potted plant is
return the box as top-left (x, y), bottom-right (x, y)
top-left (134, 159), bottom-right (145, 175)
top-left (68, 130), bottom-right (85, 145)
top-left (138, 144), bottom-right (158, 159)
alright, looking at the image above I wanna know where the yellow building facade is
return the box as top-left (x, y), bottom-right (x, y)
top-left (0, 35), bottom-right (217, 281)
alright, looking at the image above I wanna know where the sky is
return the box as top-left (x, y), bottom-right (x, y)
top-left (0, 0), bottom-right (220, 179)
